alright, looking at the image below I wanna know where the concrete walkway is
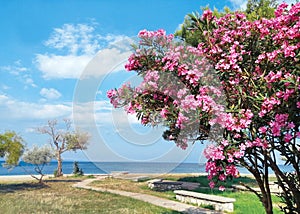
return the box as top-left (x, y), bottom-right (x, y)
top-left (73, 176), bottom-right (222, 214)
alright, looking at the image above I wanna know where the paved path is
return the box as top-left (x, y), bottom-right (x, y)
top-left (73, 176), bottom-right (222, 214)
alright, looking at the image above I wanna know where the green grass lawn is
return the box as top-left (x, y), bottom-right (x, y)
top-left (193, 188), bottom-right (282, 214)
top-left (91, 175), bottom-right (283, 214)
top-left (165, 175), bottom-right (283, 214)
top-left (91, 177), bottom-right (176, 200)
top-left (0, 177), bottom-right (179, 214)
top-left (0, 175), bottom-right (284, 214)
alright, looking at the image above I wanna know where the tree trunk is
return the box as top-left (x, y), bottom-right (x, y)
top-left (38, 175), bottom-right (44, 183)
top-left (247, 162), bottom-right (273, 214)
top-left (264, 157), bottom-right (273, 214)
top-left (264, 200), bottom-right (273, 214)
top-left (56, 151), bottom-right (63, 177)
top-left (257, 178), bottom-right (273, 214)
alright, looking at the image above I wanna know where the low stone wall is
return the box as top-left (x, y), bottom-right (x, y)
top-left (148, 180), bottom-right (183, 191)
top-left (232, 182), bottom-right (283, 194)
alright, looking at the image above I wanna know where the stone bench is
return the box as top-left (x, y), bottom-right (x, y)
top-left (174, 190), bottom-right (236, 212)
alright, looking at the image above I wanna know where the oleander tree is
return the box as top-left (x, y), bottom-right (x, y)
top-left (37, 119), bottom-right (90, 177)
top-left (0, 131), bottom-right (24, 167)
top-left (22, 145), bottom-right (55, 183)
top-left (107, 3), bottom-right (300, 213)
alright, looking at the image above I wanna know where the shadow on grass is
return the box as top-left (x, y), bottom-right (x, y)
top-left (0, 182), bottom-right (48, 193)
top-left (44, 179), bottom-right (82, 183)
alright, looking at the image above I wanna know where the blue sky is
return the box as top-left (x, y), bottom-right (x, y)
top-left (0, 0), bottom-right (292, 164)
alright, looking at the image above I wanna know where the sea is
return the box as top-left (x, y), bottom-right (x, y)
top-left (0, 161), bottom-right (295, 176)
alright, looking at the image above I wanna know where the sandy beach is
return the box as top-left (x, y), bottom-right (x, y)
top-left (0, 175), bottom-right (45, 182)
top-left (0, 173), bottom-right (200, 182)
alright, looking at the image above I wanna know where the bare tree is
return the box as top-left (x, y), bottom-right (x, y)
top-left (37, 119), bottom-right (90, 177)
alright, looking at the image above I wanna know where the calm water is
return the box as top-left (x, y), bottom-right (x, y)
top-left (0, 161), bottom-right (293, 176)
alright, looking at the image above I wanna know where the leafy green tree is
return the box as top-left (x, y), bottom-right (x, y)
top-left (22, 145), bottom-right (54, 183)
top-left (175, 6), bottom-right (232, 47)
top-left (37, 119), bottom-right (90, 177)
top-left (246, 0), bottom-right (277, 20)
top-left (0, 131), bottom-right (24, 166)
top-left (175, 0), bottom-right (277, 46)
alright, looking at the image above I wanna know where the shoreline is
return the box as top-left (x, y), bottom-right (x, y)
top-left (0, 172), bottom-right (276, 183)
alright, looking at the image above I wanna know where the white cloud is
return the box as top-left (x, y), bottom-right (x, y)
top-left (35, 23), bottom-right (132, 80)
top-left (72, 100), bottom-right (140, 128)
top-left (0, 94), bottom-right (9, 104)
top-left (79, 47), bottom-right (131, 79)
top-left (1, 63), bottom-right (28, 76)
top-left (0, 94), bottom-right (71, 120)
top-left (35, 54), bottom-right (93, 79)
top-left (40, 88), bottom-right (62, 100)
top-left (24, 78), bottom-right (34, 85)
top-left (0, 61), bottom-right (37, 88)
top-left (1, 84), bottom-right (10, 91)
top-left (0, 94), bottom-right (139, 127)
top-left (23, 76), bottom-right (37, 88)
top-left (45, 23), bottom-right (100, 55)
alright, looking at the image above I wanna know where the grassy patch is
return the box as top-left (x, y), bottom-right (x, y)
top-left (176, 175), bottom-right (257, 188)
top-left (91, 177), bottom-right (176, 200)
top-left (0, 177), bottom-right (180, 214)
top-left (193, 189), bottom-right (282, 214)
top-left (162, 175), bottom-right (282, 213)
top-left (1, 175), bottom-right (283, 213)
top-left (90, 175), bottom-right (284, 214)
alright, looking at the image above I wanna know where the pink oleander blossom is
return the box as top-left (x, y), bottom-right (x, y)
top-left (204, 144), bottom-right (225, 161)
top-left (275, 2), bottom-right (289, 17)
top-left (219, 174), bottom-right (226, 181)
top-left (233, 150), bottom-right (244, 159)
top-left (284, 133), bottom-right (293, 143)
top-left (225, 165), bottom-right (239, 178)
top-left (209, 181), bottom-right (215, 189)
top-left (107, 89), bottom-right (117, 99)
top-left (125, 54), bottom-right (141, 71)
top-left (219, 186), bottom-right (226, 191)
top-left (221, 140), bottom-right (229, 146)
top-left (259, 126), bottom-right (267, 134)
top-left (259, 97), bottom-right (281, 117)
top-left (175, 112), bottom-right (188, 128)
top-left (202, 9), bottom-right (213, 20)
top-left (160, 108), bottom-right (168, 118)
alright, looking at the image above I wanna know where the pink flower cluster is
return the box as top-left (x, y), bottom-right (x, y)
top-left (259, 97), bottom-right (281, 117)
top-left (211, 109), bottom-right (253, 132)
top-left (138, 29), bottom-right (173, 42)
top-left (204, 144), bottom-right (225, 161)
top-left (267, 114), bottom-right (296, 143)
top-left (125, 54), bottom-right (142, 71)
